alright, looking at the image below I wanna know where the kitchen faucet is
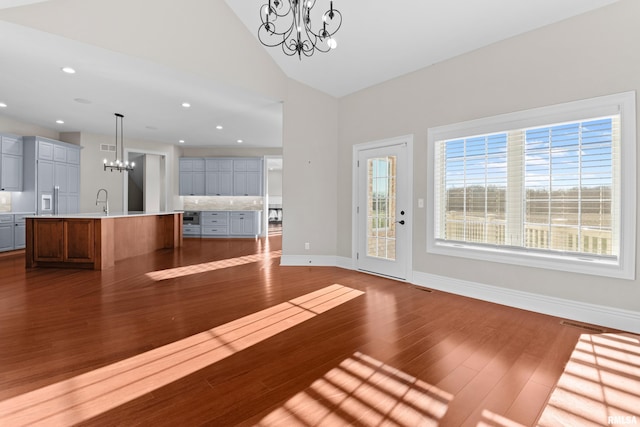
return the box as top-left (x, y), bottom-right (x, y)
top-left (96, 188), bottom-right (109, 215)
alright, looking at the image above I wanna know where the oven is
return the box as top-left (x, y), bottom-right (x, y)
top-left (183, 211), bottom-right (200, 225)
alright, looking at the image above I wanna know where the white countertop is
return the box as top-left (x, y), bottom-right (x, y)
top-left (27, 211), bottom-right (181, 219)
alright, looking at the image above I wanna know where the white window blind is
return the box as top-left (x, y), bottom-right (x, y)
top-left (428, 92), bottom-right (636, 279)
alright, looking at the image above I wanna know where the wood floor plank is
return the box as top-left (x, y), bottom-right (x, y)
top-left (0, 235), bottom-right (629, 426)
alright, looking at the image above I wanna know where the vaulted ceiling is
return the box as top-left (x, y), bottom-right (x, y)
top-left (0, 0), bottom-right (621, 147)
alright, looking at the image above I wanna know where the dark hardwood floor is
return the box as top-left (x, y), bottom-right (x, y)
top-left (0, 236), bottom-right (625, 426)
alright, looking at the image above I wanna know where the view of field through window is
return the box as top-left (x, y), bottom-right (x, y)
top-left (439, 116), bottom-right (617, 257)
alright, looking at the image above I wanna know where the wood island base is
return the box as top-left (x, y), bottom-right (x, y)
top-left (26, 213), bottom-right (183, 270)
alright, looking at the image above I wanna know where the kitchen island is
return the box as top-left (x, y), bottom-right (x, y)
top-left (25, 212), bottom-right (182, 270)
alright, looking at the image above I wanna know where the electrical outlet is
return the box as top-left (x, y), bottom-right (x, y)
top-left (305, 242), bottom-right (310, 250)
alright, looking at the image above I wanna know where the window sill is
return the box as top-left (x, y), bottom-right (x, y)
top-left (427, 240), bottom-right (634, 280)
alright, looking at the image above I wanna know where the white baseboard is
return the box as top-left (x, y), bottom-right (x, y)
top-left (336, 256), bottom-right (355, 270)
top-left (412, 271), bottom-right (640, 334)
top-left (280, 255), bottom-right (338, 267)
top-left (277, 255), bottom-right (640, 334)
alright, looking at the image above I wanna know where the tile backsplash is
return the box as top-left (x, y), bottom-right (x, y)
top-left (0, 192), bottom-right (11, 212)
top-left (182, 196), bottom-right (263, 211)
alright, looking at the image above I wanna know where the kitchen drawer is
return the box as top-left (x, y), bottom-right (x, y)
top-left (0, 214), bottom-right (13, 224)
top-left (201, 211), bottom-right (229, 225)
top-left (13, 213), bottom-right (33, 223)
top-left (183, 225), bottom-right (201, 236)
top-left (201, 217), bottom-right (228, 226)
top-left (201, 226), bottom-right (228, 236)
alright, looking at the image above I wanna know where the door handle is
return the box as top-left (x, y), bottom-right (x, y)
top-left (396, 220), bottom-right (405, 225)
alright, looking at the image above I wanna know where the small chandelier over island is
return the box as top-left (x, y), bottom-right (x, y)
top-left (104, 113), bottom-right (134, 172)
top-left (258, 0), bottom-right (342, 59)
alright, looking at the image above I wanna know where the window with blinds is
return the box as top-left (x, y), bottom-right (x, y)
top-left (427, 92), bottom-right (636, 279)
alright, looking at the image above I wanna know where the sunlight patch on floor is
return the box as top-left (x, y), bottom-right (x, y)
top-left (537, 333), bottom-right (640, 426)
top-left (255, 351), bottom-right (453, 426)
top-left (479, 409), bottom-right (527, 427)
top-left (146, 250), bottom-right (282, 281)
top-left (0, 284), bottom-right (363, 426)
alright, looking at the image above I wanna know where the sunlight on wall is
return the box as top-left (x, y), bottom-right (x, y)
top-left (146, 250), bottom-right (282, 281)
top-left (255, 351), bottom-right (453, 426)
top-left (538, 333), bottom-right (640, 426)
top-left (0, 284), bottom-right (364, 426)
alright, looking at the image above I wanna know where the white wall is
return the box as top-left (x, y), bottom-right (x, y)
top-left (144, 154), bottom-right (161, 212)
top-left (282, 79), bottom-right (339, 260)
top-left (268, 169), bottom-right (282, 198)
top-left (0, 114), bottom-right (59, 139)
top-left (338, 0), bottom-right (640, 318)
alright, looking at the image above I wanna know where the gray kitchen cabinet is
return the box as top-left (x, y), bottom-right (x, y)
top-left (0, 135), bottom-right (23, 192)
top-left (53, 144), bottom-right (67, 162)
top-left (13, 214), bottom-right (30, 249)
top-left (233, 158), bottom-right (263, 196)
top-left (23, 137), bottom-right (81, 215)
top-left (201, 211), bottom-right (229, 236)
top-left (0, 214), bottom-right (13, 249)
top-left (0, 214), bottom-right (14, 251)
top-left (205, 158), bottom-right (233, 196)
top-left (179, 157), bottom-right (263, 197)
top-left (179, 158), bottom-right (205, 196)
top-left (183, 225), bottom-right (201, 237)
top-left (230, 211), bottom-right (260, 236)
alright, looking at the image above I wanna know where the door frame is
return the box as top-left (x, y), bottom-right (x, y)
top-left (122, 148), bottom-right (169, 213)
top-left (351, 135), bottom-right (414, 281)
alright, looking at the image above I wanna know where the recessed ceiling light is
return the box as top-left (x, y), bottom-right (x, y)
top-left (56, 120), bottom-right (65, 124)
top-left (0, 102), bottom-right (6, 108)
top-left (181, 102), bottom-right (191, 108)
top-left (237, 139), bottom-right (243, 144)
top-left (216, 125), bottom-right (223, 130)
top-left (61, 67), bottom-right (76, 74)
top-left (179, 140), bottom-right (185, 144)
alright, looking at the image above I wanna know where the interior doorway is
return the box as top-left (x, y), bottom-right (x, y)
top-left (265, 156), bottom-right (283, 236)
top-left (125, 150), bottom-right (167, 213)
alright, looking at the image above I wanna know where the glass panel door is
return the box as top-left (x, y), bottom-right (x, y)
top-left (357, 142), bottom-right (409, 280)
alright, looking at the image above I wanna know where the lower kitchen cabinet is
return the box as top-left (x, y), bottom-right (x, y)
top-left (184, 211), bottom-right (261, 238)
top-left (183, 225), bottom-right (201, 237)
top-left (13, 214), bottom-right (31, 249)
top-left (230, 211), bottom-right (260, 236)
top-left (201, 211), bottom-right (229, 236)
top-left (0, 215), bottom-right (13, 251)
top-left (0, 213), bottom-right (34, 252)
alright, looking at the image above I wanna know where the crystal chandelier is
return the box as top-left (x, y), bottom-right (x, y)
top-left (258, 0), bottom-right (342, 59)
top-left (103, 113), bottom-right (134, 172)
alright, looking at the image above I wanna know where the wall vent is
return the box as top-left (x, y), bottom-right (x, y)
top-left (560, 320), bottom-right (605, 333)
top-left (100, 144), bottom-right (116, 153)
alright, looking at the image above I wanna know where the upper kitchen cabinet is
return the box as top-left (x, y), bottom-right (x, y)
top-left (233, 158), bottom-right (263, 196)
top-left (205, 158), bottom-right (233, 196)
top-left (179, 157), bottom-right (263, 197)
top-left (179, 158), bottom-right (205, 196)
top-left (0, 134), bottom-right (23, 192)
